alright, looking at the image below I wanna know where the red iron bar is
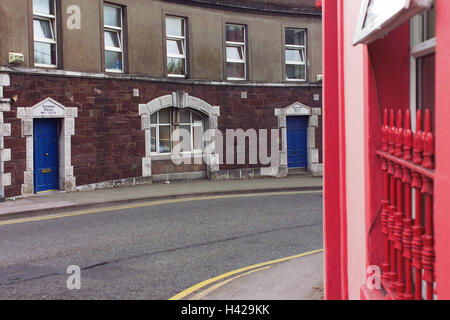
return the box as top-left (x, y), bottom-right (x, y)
top-left (377, 108), bottom-right (435, 300)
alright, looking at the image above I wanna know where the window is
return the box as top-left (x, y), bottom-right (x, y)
top-left (165, 16), bottom-right (187, 77)
top-left (150, 108), bottom-right (204, 155)
top-left (104, 4), bottom-right (124, 73)
top-left (225, 24), bottom-right (247, 81)
top-left (151, 109), bottom-right (172, 155)
top-left (33, 0), bottom-right (57, 67)
top-left (410, 1), bottom-right (435, 131)
top-left (285, 29), bottom-right (307, 81)
top-left (178, 109), bottom-right (204, 154)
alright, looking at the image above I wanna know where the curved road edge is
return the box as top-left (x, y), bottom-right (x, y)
top-left (169, 249), bottom-right (324, 300)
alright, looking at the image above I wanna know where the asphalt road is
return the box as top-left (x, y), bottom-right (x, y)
top-left (0, 191), bottom-right (323, 300)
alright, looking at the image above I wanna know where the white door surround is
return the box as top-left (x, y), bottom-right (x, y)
top-left (17, 98), bottom-right (78, 195)
top-left (274, 102), bottom-right (322, 176)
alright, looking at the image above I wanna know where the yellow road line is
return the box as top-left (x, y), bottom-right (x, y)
top-left (0, 190), bottom-right (322, 227)
top-left (190, 266), bottom-right (272, 300)
top-left (169, 248), bottom-right (324, 300)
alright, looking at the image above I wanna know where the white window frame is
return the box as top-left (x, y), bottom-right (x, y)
top-left (285, 28), bottom-right (307, 82)
top-left (226, 24), bottom-right (247, 81)
top-left (410, 9), bottom-right (436, 132)
top-left (33, 0), bottom-right (58, 68)
top-left (165, 16), bottom-right (187, 78)
top-left (353, 0), bottom-right (433, 45)
top-left (104, 4), bottom-right (124, 73)
top-left (408, 7), bottom-right (436, 300)
top-left (150, 109), bottom-right (205, 156)
top-left (179, 110), bottom-right (204, 155)
top-left (150, 110), bottom-right (173, 156)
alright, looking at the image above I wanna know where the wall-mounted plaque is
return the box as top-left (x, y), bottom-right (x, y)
top-left (32, 98), bottom-right (65, 117)
top-left (353, 0), bottom-right (433, 45)
top-left (285, 102), bottom-right (311, 116)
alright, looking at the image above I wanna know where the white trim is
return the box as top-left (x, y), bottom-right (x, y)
top-left (286, 79), bottom-right (307, 83)
top-left (139, 92), bottom-right (220, 178)
top-left (167, 74), bottom-right (186, 78)
top-left (285, 28), bottom-right (307, 81)
top-left (34, 63), bottom-right (58, 69)
top-left (411, 37), bottom-right (436, 58)
top-left (17, 98), bottom-right (78, 195)
top-left (33, 0), bottom-right (58, 68)
top-left (410, 8), bottom-right (436, 132)
top-left (104, 4), bottom-right (124, 73)
top-left (226, 23), bottom-right (247, 81)
top-left (353, 0), bottom-right (433, 45)
top-left (104, 25), bottom-right (122, 31)
top-left (165, 16), bottom-right (187, 77)
top-left (274, 102), bottom-right (322, 177)
top-left (33, 12), bottom-right (56, 19)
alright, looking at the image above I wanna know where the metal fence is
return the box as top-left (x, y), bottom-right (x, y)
top-left (377, 108), bottom-right (435, 300)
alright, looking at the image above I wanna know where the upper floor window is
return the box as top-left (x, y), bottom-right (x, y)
top-left (225, 24), bottom-right (247, 81)
top-left (285, 28), bottom-right (307, 81)
top-left (104, 4), bottom-right (124, 73)
top-left (33, 0), bottom-right (57, 68)
top-left (165, 16), bottom-right (187, 78)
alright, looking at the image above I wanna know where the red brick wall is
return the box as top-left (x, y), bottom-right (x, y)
top-left (3, 73), bottom-right (322, 197)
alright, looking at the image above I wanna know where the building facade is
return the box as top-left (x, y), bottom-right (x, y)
top-left (321, 0), bottom-right (450, 299)
top-left (0, 0), bottom-right (323, 198)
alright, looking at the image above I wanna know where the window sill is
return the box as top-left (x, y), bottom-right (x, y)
top-left (151, 153), bottom-right (203, 161)
top-left (286, 79), bottom-right (307, 83)
top-left (34, 64), bottom-right (58, 69)
top-left (167, 74), bottom-right (187, 79)
top-left (227, 78), bottom-right (248, 82)
top-left (151, 154), bottom-right (172, 161)
top-left (105, 69), bottom-right (124, 74)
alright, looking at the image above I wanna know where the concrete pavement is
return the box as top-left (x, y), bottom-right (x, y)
top-left (173, 250), bottom-right (324, 300)
top-left (196, 251), bottom-right (324, 300)
top-left (0, 175), bottom-right (322, 220)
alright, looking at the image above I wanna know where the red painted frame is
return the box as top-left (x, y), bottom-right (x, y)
top-left (322, 0), bottom-right (450, 299)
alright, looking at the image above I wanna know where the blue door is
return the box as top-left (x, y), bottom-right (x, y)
top-left (287, 116), bottom-right (308, 168)
top-left (34, 119), bottom-right (59, 193)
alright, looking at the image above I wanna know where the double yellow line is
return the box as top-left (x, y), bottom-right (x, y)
top-left (0, 190), bottom-right (321, 227)
top-left (170, 249), bottom-right (324, 300)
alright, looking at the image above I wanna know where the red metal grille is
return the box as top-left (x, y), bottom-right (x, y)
top-left (377, 108), bottom-right (435, 300)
